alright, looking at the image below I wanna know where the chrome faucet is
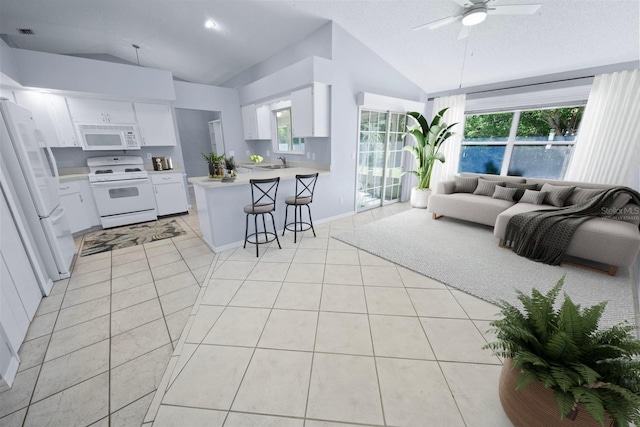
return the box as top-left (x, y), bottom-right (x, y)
top-left (277, 156), bottom-right (287, 167)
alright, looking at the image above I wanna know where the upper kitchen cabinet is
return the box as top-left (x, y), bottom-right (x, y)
top-left (14, 91), bottom-right (79, 148)
top-left (241, 104), bottom-right (271, 140)
top-left (133, 102), bottom-right (177, 146)
top-left (66, 98), bottom-right (136, 124)
top-left (291, 83), bottom-right (330, 138)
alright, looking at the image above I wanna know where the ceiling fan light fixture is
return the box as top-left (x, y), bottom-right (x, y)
top-left (461, 6), bottom-right (488, 26)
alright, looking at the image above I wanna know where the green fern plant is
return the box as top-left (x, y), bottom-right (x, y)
top-left (484, 276), bottom-right (640, 426)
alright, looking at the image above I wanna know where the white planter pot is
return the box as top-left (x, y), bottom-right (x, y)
top-left (410, 187), bottom-right (431, 209)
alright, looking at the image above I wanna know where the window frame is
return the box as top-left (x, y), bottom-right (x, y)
top-left (461, 105), bottom-right (585, 177)
top-left (272, 106), bottom-right (305, 155)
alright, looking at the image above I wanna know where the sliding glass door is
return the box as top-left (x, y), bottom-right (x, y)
top-left (356, 110), bottom-right (406, 211)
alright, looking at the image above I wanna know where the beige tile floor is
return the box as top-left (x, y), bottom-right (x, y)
top-left (0, 203), bottom-right (212, 427)
top-left (1, 199), bottom-right (514, 427)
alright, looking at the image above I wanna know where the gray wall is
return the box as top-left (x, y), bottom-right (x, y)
top-left (175, 108), bottom-right (217, 178)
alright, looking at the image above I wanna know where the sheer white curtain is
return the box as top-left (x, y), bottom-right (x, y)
top-left (565, 69), bottom-right (640, 186)
top-left (429, 94), bottom-right (466, 192)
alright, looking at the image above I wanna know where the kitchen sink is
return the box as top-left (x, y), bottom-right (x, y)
top-left (257, 164), bottom-right (288, 169)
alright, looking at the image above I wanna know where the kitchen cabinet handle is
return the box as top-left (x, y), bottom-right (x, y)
top-left (155, 186), bottom-right (158, 194)
top-left (101, 113), bottom-right (105, 122)
top-left (79, 194), bottom-right (84, 203)
top-left (106, 113), bottom-right (110, 122)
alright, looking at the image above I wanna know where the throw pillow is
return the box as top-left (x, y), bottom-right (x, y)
top-left (473, 178), bottom-right (506, 197)
top-left (540, 183), bottom-right (575, 207)
top-left (492, 185), bottom-right (518, 202)
top-left (565, 187), bottom-right (604, 206)
top-left (454, 176), bottom-right (478, 193)
top-left (519, 189), bottom-right (548, 205)
top-left (505, 182), bottom-right (539, 201)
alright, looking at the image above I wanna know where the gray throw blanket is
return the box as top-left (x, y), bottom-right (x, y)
top-left (504, 186), bottom-right (640, 265)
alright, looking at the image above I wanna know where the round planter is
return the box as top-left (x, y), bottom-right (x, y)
top-left (410, 187), bottom-right (431, 209)
top-left (499, 359), bottom-right (616, 427)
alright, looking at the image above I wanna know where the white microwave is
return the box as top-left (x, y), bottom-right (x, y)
top-left (76, 123), bottom-right (141, 151)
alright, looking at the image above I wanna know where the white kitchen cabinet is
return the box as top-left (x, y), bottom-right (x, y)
top-left (58, 179), bottom-right (100, 234)
top-left (14, 91), bottom-right (79, 147)
top-left (134, 102), bottom-right (177, 146)
top-left (291, 83), bottom-right (330, 138)
top-left (241, 104), bottom-right (271, 140)
top-left (152, 173), bottom-right (188, 216)
top-left (66, 98), bottom-right (136, 124)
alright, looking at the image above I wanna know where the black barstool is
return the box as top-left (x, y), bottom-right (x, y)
top-left (282, 173), bottom-right (319, 243)
top-left (244, 177), bottom-right (281, 257)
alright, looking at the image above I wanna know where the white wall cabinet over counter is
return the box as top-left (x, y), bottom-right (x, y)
top-left (292, 83), bottom-right (330, 138)
top-left (58, 179), bottom-right (100, 234)
top-left (241, 104), bottom-right (271, 140)
top-left (13, 91), bottom-right (79, 147)
top-left (66, 98), bottom-right (136, 124)
top-left (133, 102), bottom-right (177, 146)
top-left (152, 173), bottom-right (188, 216)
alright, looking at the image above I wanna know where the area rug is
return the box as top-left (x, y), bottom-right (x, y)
top-left (81, 219), bottom-right (186, 256)
top-left (334, 209), bottom-right (637, 328)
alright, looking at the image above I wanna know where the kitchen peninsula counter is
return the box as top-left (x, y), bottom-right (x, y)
top-left (189, 166), bottom-right (329, 252)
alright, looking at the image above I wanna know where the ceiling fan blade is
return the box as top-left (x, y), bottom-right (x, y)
top-left (412, 15), bottom-right (461, 31)
top-left (487, 4), bottom-right (541, 15)
top-left (449, 0), bottom-right (475, 7)
top-left (457, 25), bottom-right (471, 40)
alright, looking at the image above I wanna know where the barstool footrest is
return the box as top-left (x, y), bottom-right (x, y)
top-left (245, 231), bottom-right (279, 245)
top-left (284, 222), bottom-right (313, 233)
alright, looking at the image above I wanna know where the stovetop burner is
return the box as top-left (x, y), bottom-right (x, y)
top-left (95, 169), bottom-right (113, 174)
top-left (125, 168), bottom-right (142, 172)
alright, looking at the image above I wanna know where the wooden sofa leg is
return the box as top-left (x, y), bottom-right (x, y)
top-left (608, 265), bottom-right (618, 276)
top-left (498, 239), bottom-right (509, 248)
top-left (432, 213), bottom-right (443, 220)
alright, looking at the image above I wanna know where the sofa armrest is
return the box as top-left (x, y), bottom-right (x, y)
top-left (436, 180), bottom-right (456, 194)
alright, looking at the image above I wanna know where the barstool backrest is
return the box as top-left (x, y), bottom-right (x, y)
top-left (250, 177), bottom-right (280, 210)
top-left (294, 173), bottom-right (319, 203)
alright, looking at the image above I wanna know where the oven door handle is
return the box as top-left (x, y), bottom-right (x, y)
top-left (90, 178), bottom-right (150, 187)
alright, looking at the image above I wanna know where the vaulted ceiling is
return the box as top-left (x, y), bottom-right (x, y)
top-left (1, 0), bottom-right (638, 94)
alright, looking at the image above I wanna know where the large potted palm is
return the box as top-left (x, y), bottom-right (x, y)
top-left (403, 108), bottom-right (457, 208)
top-left (485, 277), bottom-right (640, 427)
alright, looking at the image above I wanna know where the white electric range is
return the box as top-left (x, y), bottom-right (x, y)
top-left (87, 156), bottom-right (158, 228)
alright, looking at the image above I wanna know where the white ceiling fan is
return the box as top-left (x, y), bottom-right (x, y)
top-left (413, 0), bottom-right (542, 40)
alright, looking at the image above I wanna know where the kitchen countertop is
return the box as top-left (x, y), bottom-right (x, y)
top-left (189, 166), bottom-right (327, 189)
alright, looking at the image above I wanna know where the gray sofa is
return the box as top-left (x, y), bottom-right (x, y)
top-left (428, 173), bottom-right (640, 275)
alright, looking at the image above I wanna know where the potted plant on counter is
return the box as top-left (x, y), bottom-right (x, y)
top-left (224, 156), bottom-right (237, 177)
top-left (484, 277), bottom-right (640, 427)
top-left (403, 108), bottom-right (456, 208)
top-left (201, 152), bottom-right (225, 178)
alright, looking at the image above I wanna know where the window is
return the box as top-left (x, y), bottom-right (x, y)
top-left (274, 108), bottom-right (304, 153)
top-left (460, 106), bottom-right (584, 179)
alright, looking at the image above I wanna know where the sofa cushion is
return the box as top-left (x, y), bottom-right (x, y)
top-left (428, 193), bottom-right (515, 227)
top-left (566, 187), bottom-right (604, 206)
top-left (505, 182), bottom-right (539, 201)
top-left (492, 185), bottom-right (518, 202)
top-left (454, 176), bottom-right (478, 193)
top-left (519, 189), bottom-right (547, 205)
top-left (474, 178), bottom-right (506, 196)
top-left (540, 183), bottom-right (575, 207)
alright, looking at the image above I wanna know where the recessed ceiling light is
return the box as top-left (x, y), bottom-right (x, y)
top-left (205, 19), bottom-right (218, 30)
top-left (461, 6), bottom-right (488, 26)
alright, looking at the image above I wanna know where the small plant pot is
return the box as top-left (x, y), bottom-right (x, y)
top-left (499, 359), bottom-right (616, 427)
top-left (410, 187), bottom-right (431, 209)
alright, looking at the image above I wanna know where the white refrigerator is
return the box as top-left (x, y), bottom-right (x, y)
top-left (0, 99), bottom-right (75, 293)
